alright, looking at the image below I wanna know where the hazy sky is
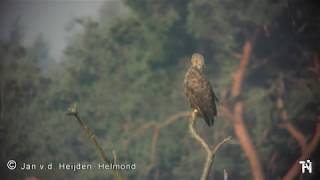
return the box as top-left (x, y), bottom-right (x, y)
top-left (0, 0), bottom-right (121, 61)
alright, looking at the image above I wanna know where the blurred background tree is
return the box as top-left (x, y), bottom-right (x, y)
top-left (1, 0), bottom-right (319, 180)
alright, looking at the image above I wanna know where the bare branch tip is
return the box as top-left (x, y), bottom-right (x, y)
top-left (66, 102), bottom-right (78, 116)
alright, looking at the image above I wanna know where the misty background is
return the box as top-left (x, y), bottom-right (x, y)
top-left (0, 0), bottom-right (126, 61)
top-left (1, 0), bottom-right (319, 180)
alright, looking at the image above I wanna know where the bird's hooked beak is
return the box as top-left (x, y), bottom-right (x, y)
top-left (196, 62), bottom-right (204, 71)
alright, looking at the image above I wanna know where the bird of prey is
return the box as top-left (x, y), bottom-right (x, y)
top-left (184, 53), bottom-right (217, 126)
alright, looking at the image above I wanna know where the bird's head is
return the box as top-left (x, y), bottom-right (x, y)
top-left (191, 53), bottom-right (205, 71)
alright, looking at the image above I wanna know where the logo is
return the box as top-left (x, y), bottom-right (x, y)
top-left (7, 160), bottom-right (17, 170)
top-left (299, 160), bottom-right (312, 174)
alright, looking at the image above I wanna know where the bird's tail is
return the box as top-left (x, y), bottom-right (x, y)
top-left (203, 112), bottom-right (214, 127)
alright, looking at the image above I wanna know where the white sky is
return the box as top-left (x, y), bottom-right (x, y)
top-left (0, 0), bottom-right (122, 61)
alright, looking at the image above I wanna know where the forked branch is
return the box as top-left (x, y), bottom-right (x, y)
top-left (189, 110), bottom-right (231, 180)
top-left (222, 30), bottom-right (265, 180)
top-left (283, 117), bottom-right (320, 180)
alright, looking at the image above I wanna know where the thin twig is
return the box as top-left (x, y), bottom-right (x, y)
top-left (112, 150), bottom-right (117, 164)
top-left (224, 169), bottom-right (228, 180)
top-left (124, 111), bottom-right (190, 176)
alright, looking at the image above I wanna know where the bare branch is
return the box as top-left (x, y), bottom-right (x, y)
top-left (279, 121), bottom-right (306, 150)
top-left (67, 103), bottom-right (123, 180)
top-left (144, 127), bottom-right (160, 176)
top-left (276, 78), bottom-right (306, 150)
top-left (227, 30), bottom-right (265, 180)
top-left (112, 150), bottom-right (117, 164)
top-left (224, 169), bottom-right (228, 180)
top-left (283, 117), bottom-right (320, 180)
top-left (189, 110), bottom-right (212, 156)
top-left (232, 102), bottom-right (265, 180)
top-left (124, 111), bottom-right (190, 176)
top-left (219, 104), bottom-right (234, 121)
top-left (123, 122), bottom-right (157, 150)
top-left (189, 110), bottom-right (231, 180)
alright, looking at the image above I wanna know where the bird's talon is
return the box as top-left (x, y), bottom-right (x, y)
top-left (192, 109), bottom-right (198, 119)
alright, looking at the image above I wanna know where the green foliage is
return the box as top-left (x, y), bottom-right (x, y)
top-left (2, 0), bottom-right (319, 180)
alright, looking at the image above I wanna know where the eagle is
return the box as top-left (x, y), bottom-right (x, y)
top-left (184, 53), bottom-right (217, 126)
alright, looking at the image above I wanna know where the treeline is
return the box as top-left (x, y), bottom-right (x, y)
top-left (1, 0), bottom-right (319, 180)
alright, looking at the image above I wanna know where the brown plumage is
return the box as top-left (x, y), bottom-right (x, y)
top-left (184, 53), bottom-right (217, 126)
